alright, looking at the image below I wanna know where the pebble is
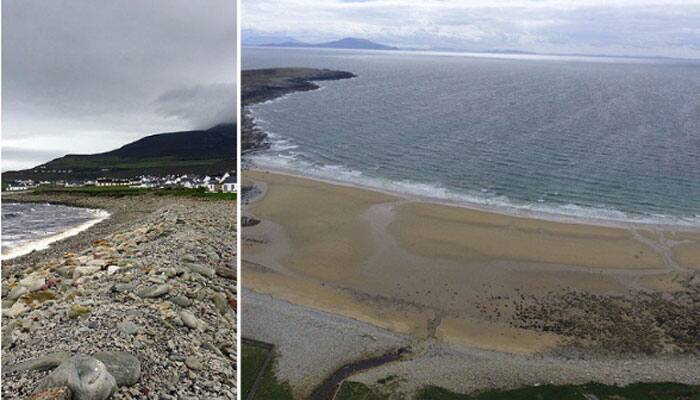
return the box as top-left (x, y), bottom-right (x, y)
top-left (180, 311), bottom-right (200, 330)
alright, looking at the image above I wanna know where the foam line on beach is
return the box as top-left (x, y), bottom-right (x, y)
top-left (1, 209), bottom-right (110, 261)
top-left (249, 152), bottom-right (700, 231)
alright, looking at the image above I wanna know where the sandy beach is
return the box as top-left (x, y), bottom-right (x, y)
top-left (242, 169), bottom-right (700, 397)
top-left (2, 193), bottom-right (237, 399)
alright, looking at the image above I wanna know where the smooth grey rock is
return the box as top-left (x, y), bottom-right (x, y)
top-left (3, 352), bottom-right (73, 375)
top-left (3, 301), bottom-right (29, 318)
top-left (136, 284), bottom-right (171, 298)
top-left (171, 295), bottom-right (191, 308)
top-left (72, 266), bottom-right (100, 279)
top-left (184, 356), bottom-right (203, 371)
top-left (117, 321), bottom-right (139, 336)
top-left (8, 285), bottom-right (28, 300)
top-left (93, 351), bottom-right (141, 387)
top-left (179, 311), bottom-right (200, 330)
top-left (19, 275), bottom-right (45, 292)
top-left (211, 293), bottom-right (228, 315)
top-left (202, 342), bottom-right (224, 358)
top-left (2, 321), bottom-right (16, 351)
top-left (110, 283), bottom-right (135, 293)
top-left (187, 264), bottom-right (215, 278)
top-left (182, 254), bottom-right (196, 263)
top-left (35, 355), bottom-right (116, 400)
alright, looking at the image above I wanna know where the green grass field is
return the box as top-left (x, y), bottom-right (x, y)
top-left (29, 186), bottom-right (237, 200)
top-left (332, 381), bottom-right (700, 400)
top-left (418, 382), bottom-right (700, 400)
top-left (241, 342), bottom-right (294, 400)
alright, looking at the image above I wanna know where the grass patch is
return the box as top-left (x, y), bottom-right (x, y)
top-left (30, 186), bottom-right (236, 200)
top-left (241, 342), bottom-right (294, 400)
top-left (336, 381), bottom-right (389, 400)
top-left (416, 382), bottom-right (700, 400)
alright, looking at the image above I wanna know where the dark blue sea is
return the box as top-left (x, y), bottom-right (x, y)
top-left (244, 47), bottom-right (700, 227)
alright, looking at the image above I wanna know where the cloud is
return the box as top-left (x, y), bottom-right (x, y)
top-left (2, 0), bottom-right (236, 170)
top-left (242, 0), bottom-right (700, 58)
top-left (155, 83), bottom-right (237, 128)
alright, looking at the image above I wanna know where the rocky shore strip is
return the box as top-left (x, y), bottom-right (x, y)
top-left (2, 194), bottom-right (237, 399)
top-left (241, 68), bottom-right (356, 154)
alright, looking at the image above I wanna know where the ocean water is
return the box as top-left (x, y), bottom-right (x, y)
top-left (243, 47), bottom-right (700, 227)
top-left (1, 202), bottom-right (109, 260)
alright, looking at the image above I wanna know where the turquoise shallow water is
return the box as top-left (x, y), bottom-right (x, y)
top-left (244, 47), bottom-right (700, 227)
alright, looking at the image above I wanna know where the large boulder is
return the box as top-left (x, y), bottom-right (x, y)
top-left (3, 352), bottom-right (72, 375)
top-left (93, 351), bottom-right (141, 387)
top-left (35, 355), bottom-right (116, 400)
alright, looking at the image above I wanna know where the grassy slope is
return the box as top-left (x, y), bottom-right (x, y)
top-left (28, 186), bottom-right (237, 201)
top-left (241, 342), bottom-right (294, 400)
top-left (2, 124), bottom-right (236, 181)
top-left (333, 381), bottom-right (700, 400)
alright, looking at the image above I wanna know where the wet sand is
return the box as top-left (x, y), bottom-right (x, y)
top-left (242, 169), bottom-right (700, 396)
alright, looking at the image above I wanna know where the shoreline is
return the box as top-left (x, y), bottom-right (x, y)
top-left (1, 201), bottom-right (111, 261)
top-left (246, 164), bottom-right (700, 233)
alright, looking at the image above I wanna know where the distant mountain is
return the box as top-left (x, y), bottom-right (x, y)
top-left (261, 37), bottom-right (398, 51)
top-left (242, 34), bottom-right (305, 46)
top-left (2, 124), bottom-right (236, 180)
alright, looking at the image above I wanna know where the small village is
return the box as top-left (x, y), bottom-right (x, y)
top-left (3, 172), bottom-right (238, 193)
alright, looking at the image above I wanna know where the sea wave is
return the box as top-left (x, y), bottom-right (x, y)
top-left (250, 151), bottom-right (700, 229)
top-left (1, 208), bottom-right (110, 261)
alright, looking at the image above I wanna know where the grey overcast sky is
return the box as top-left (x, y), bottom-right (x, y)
top-left (2, 0), bottom-right (237, 171)
top-left (242, 0), bottom-right (700, 59)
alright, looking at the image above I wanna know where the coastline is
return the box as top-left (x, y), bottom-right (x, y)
top-left (242, 168), bottom-right (700, 397)
top-left (241, 68), bottom-right (356, 153)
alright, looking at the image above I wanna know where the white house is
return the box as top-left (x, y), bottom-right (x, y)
top-left (220, 175), bottom-right (238, 193)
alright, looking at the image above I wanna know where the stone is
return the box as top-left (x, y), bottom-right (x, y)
top-left (202, 342), bottom-right (224, 358)
top-left (136, 284), bottom-right (171, 298)
top-left (73, 266), bottom-right (101, 279)
top-left (106, 265), bottom-right (119, 275)
top-left (93, 351), bottom-right (141, 387)
top-left (171, 295), bottom-right (192, 308)
top-left (8, 285), bottom-right (28, 300)
top-left (3, 352), bottom-right (73, 375)
top-left (34, 355), bottom-right (116, 400)
top-left (2, 321), bottom-right (16, 351)
top-left (29, 387), bottom-right (72, 400)
top-left (2, 299), bottom-right (16, 309)
top-left (184, 356), bottom-right (203, 371)
top-left (110, 283), bottom-right (135, 293)
top-left (187, 264), bottom-right (215, 278)
top-left (211, 293), bottom-right (229, 316)
top-left (215, 267), bottom-right (235, 279)
top-left (179, 311), bottom-right (200, 330)
top-left (3, 301), bottom-right (29, 318)
top-left (68, 305), bottom-right (91, 319)
top-left (117, 321), bottom-right (139, 336)
top-left (182, 254), bottom-right (196, 263)
top-left (19, 275), bottom-right (46, 292)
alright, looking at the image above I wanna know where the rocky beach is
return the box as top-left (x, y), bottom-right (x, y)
top-left (1, 193), bottom-right (237, 399)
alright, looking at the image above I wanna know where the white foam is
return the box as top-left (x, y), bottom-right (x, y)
top-left (250, 152), bottom-right (700, 230)
top-left (1, 208), bottom-right (110, 261)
